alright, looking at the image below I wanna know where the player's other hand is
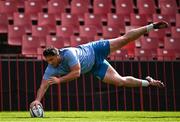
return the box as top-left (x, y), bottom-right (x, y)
top-left (30, 100), bottom-right (42, 108)
top-left (48, 76), bottom-right (60, 85)
top-left (153, 21), bottom-right (169, 29)
top-left (146, 76), bottom-right (165, 88)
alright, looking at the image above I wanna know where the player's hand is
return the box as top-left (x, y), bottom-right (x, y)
top-left (146, 76), bottom-right (165, 88)
top-left (153, 21), bottom-right (169, 29)
top-left (48, 76), bottom-right (60, 85)
top-left (30, 100), bottom-right (42, 108)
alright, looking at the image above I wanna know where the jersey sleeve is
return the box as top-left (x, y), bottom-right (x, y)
top-left (64, 50), bottom-right (79, 67)
top-left (42, 65), bottom-right (54, 80)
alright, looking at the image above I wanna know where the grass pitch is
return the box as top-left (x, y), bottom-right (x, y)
top-left (0, 111), bottom-right (180, 122)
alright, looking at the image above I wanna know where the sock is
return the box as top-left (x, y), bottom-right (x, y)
top-left (146, 23), bottom-right (154, 32)
top-left (141, 80), bottom-right (149, 87)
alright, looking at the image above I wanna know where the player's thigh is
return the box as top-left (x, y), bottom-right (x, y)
top-left (102, 64), bottom-right (125, 86)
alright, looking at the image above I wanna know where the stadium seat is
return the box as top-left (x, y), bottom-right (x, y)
top-left (61, 13), bottom-right (79, 32)
top-left (25, 0), bottom-right (44, 20)
top-left (37, 47), bottom-right (44, 60)
top-left (148, 29), bottom-right (166, 47)
top-left (0, 13), bottom-right (8, 33)
top-left (164, 37), bottom-right (180, 50)
top-left (157, 48), bottom-right (180, 60)
top-left (171, 27), bottom-right (180, 38)
top-left (137, 0), bottom-right (156, 22)
top-left (93, 0), bottom-right (111, 21)
top-left (46, 35), bottom-right (64, 48)
top-left (140, 37), bottom-right (159, 49)
top-left (48, 0), bottom-right (67, 20)
top-left (158, 0), bottom-right (177, 22)
top-left (79, 25), bottom-right (98, 41)
top-left (135, 48), bottom-right (157, 60)
top-left (130, 14), bottom-right (148, 26)
top-left (70, 36), bottom-right (89, 46)
top-left (115, 0), bottom-right (134, 22)
top-left (22, 35), bottom-right (41, 57)
top-left (84, 13), bottom-right (102, 33)
top-left (0, 1), bottom-right (18, 19)
top-left (107, 13), bottom-right (125, 33)
top-left (32, 25), bottom-right (49, 46)
top-left (56, 25), bottom-right (74, 46)
top-left (8, 25), bottom-right (25, 46)
top-left (13, 12), bottom-right (32, 33)
top-left (71, 0), bottom-right (89, 20)
top-left (176, 14), bottom-right (180, 27)
top-left (109, 49), bottom-right (129, 60)
top-left (102, 26), bottom-right (120, 39)
top-left (38, 13), bottom-right (56, 33)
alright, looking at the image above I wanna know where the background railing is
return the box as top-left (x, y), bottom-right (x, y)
top-left (0, 55), bottom-right (180, 111)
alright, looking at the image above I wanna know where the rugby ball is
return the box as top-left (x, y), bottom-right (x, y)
top-left (29, 104), bottom-right (44, 117)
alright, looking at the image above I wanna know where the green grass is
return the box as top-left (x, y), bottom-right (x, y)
top-left (0, 111), bottom-right (180, 122)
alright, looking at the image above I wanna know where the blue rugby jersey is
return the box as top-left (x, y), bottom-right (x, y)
top-left (43, 43), bottom-right (95, 80)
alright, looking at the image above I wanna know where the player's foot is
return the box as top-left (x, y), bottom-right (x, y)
top-left (146, 76), bottom-right (165, 88)
top-left (153, 21), bottom-right (169, 29)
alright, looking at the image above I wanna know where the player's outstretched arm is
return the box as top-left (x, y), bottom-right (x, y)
top-left (30, 79), bottom-right (49, 108)
top-left (109, 21), bottom-right (168, 53)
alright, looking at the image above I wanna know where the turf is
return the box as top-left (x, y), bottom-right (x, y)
top-left (0, 111), bottom-right (180, 122)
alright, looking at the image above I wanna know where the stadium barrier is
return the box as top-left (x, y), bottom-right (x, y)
top-left (0, 55), bottom-right (179, 111)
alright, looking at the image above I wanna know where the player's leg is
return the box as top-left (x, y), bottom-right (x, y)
top-left (101, 62), bottom-right (164, 87)
top-left (108, 21), bottom-right (168, 53)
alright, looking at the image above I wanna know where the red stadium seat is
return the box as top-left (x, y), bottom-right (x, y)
top-left (137, 0), bottom-right (156, 21)
top-left (13, 12), bottom-right (32, 33)
top-left (0, 13), bottom-right (8, 33)
top-left (37, 47), bottom-right (44, 60)
top-left (70, 36), bottom-right (89, 46)
top-left (22, 35), bottom-right (41, 57)
top-left (0, 1), bottom-right (18, 19)
top-left (109, 49), bottom-right (129, 60)
top-left (171, 27), bottom-right (180, 38)
top-left (84, 13), bottom-right (102, 33)
top-left (25, 0), bottom-right (44, 20)
top-left (93, 0), bottom-right (111, 21)
top-left (158, 0), bottom-right (177, 22)
top-left (107, 13), bottom-right (125, 33)
top-left (102, 26), bottom-right (120, 38)
top-left (148, 29), bottom-right (166, 47)
top-left (115, 0), bottom-right (134, 22)
top-left (46, 35), bottom-right (64, 48)
top-left (38, 13), bottom-right (56, 33)
top-left (140, 37), bottom-right (159, 49)
top-left (32, 25), bottom-right (49, 46)
top-left (79, 25), bottom-right (98, 41)
top-left (8, 25), bottom-right (25, 46)
top-left (176, 14), bottom-right (180, 27)
top-left (56, 25), bottom-right (74, 45)
top-left (164, 37), bottom-right (180, 50)
top-left (94, 35), bottom-right (104, 41)
top-left (135, 48), bottom-right (157, 60)
top-left (61, 13), bottom-right (79, 32)
top-left (130, 14), bottom-right (148, 26)
top-left (71, 0), bottom-right (89, 20)
top-left (157, 48), bottom-right (180, 60)
top-left (48, 0), bottom-right (67, 20)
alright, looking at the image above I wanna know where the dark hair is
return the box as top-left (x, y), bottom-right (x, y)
top-left (43, 47), bottom-right (59, 57)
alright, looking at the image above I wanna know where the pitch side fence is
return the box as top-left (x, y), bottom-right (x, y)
top-left (0, 55), bottom-right (180, 111)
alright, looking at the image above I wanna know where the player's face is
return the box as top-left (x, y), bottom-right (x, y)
top-left (45, 55), bottom-right (60, 67)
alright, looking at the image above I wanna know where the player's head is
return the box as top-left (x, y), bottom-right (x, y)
top-left (43, 46), bottom-right (60, 67)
